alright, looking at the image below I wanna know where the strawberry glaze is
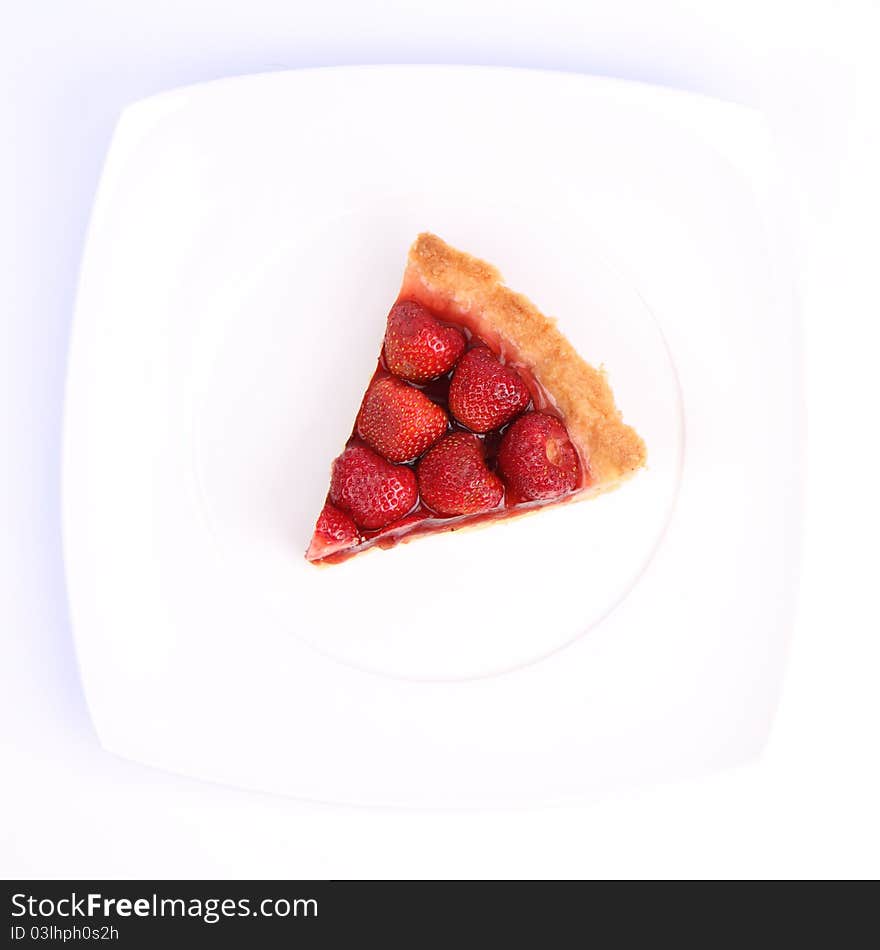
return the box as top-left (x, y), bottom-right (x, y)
top-left (308, 292), bottom-right (591, 564)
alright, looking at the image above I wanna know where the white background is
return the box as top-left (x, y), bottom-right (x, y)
top-left (2, 0), bottom-right (878, 878)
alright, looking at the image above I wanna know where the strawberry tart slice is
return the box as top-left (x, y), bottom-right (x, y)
top-left (306, 233), bottom-right (646, 563)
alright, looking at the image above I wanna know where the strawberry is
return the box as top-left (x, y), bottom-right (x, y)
top-left (448, 346), bottom-right (531, 432)
top-left (497, 412), bottom-right (579, 501)
top-left (329, 444), bottom-right (418, 530)
top-left (417, 432), bottom-right (504, 516)
top-left (383, 300), bottom-right (466, 383)
top-left (307, 502), bottom-right (360, 560)
top-left (357, 375), bottom-right (448, 463)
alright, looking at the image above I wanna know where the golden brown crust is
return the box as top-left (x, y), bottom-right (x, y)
top-left (400, 233), bottom-right (647, 485)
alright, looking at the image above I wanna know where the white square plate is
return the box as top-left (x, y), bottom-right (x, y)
top-left (64, 67), bottom-right (800, 806)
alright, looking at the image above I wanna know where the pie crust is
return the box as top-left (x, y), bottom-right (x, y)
top-left (400, 233), bottom-right (646, 487)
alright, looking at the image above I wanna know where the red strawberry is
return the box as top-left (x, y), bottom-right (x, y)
top-left (497, 412), bottom-right (579, 501)
top-left (383, 300), bottom-right (466, 383)
top-left (417, 432), bottom-right (504, 516)
top-left (307, 502), bottom-right (360, 560)
top-left (330, 444), bottom-right (418, 530)
top-left (448, 346), bottom-right (531, 432)
top-left (357, 375), bottom-right (448, 463)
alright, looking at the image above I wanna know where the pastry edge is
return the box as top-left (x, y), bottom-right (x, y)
top-left (401, 232), bottom-right (647, 485)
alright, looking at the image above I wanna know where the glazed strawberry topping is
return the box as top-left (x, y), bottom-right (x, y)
top-left (448, 346), bottom-right (531, 433)
top-left (497, 411), bottom-right (579, 501)
top-left (329, 444), bottom-right (418, 530)
top-left (357, 375), bottom-right (448, 463)
top-left (383, 300), bottom-right (467, 382)
top-left (417, 432), bottom-right (504, 516)
top-left (306, 502), bottom-right (360, 560)
top-left (309, 300), bottom-right (583, 561)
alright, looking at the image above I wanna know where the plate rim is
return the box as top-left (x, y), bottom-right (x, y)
top-left (61, 64), bottom-right (798, 806)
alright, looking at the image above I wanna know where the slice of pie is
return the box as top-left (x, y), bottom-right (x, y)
top-left (306, 233), bottom-right (646, 563)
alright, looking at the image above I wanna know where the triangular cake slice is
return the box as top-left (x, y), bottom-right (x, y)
top-left (306, 233), bottom-right (646, 563)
